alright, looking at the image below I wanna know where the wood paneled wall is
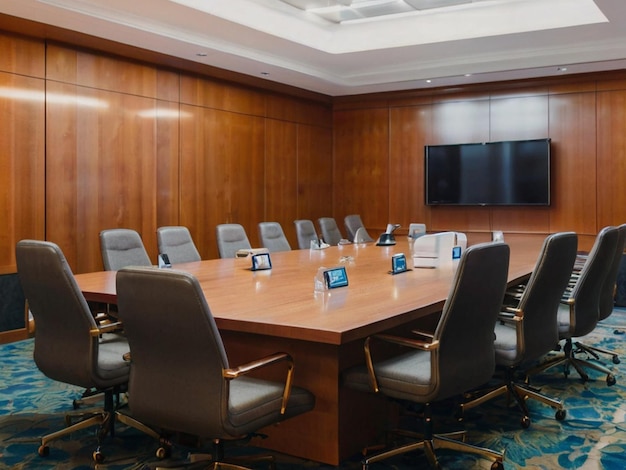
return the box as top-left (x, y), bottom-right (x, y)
top-left (333, 81), bottom-right (626, 251)
top-left (0, 31), bottom-right (332, 273)
top-left (2, 26), bottom-right (626, 279)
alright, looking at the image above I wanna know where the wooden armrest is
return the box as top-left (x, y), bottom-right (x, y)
top-left (364, 333), bottom-right (439, 393)
top-left (411, 329), bottom-right (434, 341)
top-left (90, 321), bottom-right (124, 336)
top-left (223, 352), bottom-right (294, 414)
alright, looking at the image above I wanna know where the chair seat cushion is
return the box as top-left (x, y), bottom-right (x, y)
top-left (343, 350), bottom-right (433, 403)
top-left (557, 304), bottom-right (572, 339)
top-left (494, 322), bottom-right (519, 366)
top-left (94, 333), bottom-right (131, 387)
top-left (227, 377), bottom-right (315, 435)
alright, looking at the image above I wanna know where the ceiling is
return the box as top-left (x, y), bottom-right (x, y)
top-left (1, 0), bottom-right (626, 96)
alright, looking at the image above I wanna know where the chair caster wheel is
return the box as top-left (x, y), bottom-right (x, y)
top-left (612, 356), bottom-right (620, 365)
top-left (607, 374), bottom-right (616, 386)
top-left (93, 450), bottom-right (105, 463)
top-left (491, 460), bottom-right (504, 470)
top-left (555, 409), bottom-right (566, 421)
top-left (38, 445), bottom-right (49, 457)
top-left (521, 416), bottom-right (531, 428)
top-left (156, 446), bottom-right (171, 459)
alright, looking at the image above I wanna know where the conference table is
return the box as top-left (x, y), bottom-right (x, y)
top-left (75, 233), bottom-right (545, 465)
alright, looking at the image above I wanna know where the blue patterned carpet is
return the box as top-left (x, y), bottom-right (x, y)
top-left (2, 309), bottom-right (626, 470)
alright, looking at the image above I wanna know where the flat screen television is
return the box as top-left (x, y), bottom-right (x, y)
top-left (424, 138), bottom-right (551, 206)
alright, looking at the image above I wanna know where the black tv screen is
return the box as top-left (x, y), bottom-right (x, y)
top-left (424, 138), bottom-right (551, 206)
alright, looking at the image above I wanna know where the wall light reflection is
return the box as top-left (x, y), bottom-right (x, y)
top-left (137, 108), bottom-right (192, 119)
top-left (0, 87), bottom-right (109, 108)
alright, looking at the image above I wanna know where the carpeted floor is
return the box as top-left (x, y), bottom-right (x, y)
top-left (1, 309), bottom-right (626, 469)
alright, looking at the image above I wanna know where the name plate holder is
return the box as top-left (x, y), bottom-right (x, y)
top-left (315, 266), bottom-right (349, 292)
top-left (251, 252), bottom-right (272, 271)
top-left (389, 253), bottom-right (411, 275)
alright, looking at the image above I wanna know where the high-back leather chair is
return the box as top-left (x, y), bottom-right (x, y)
top-left (156, 226), bottom-right (201, 263)
top-left (258, 221), bottom-right (291, 252)
top-left (115, 266), bottom-right (316, 465)
top-left (345, 214), bottom-right (374, 243)
top-left (100, 228), bottom-right (152, 270)
top-left (530, 226), bottom-right (620, 385)
top-left (15, 240), bottom-right (131, 462)
top-left (215, 223), bottom-right (251, 258)
top-left (574, 223), bottom-right (626, 365)
top-left (461, 232), bottom-right (578, 428)
top-left (343, 242), bottom-right (510, 469)
top-left (294, 219), bottom-right (318, 249)
top-left (317, 217), bottom-right (343, 246)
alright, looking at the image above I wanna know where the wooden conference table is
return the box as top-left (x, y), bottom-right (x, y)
top-left (75, 234), bottom-right (545, 465)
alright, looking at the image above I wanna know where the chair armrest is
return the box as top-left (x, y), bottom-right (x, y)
top-left (223, 352), bottom-right (294, 414)
top-left (89, 321), bottom-right (124, 336)
top-left (364, 334), bottom-right (440, 393)
top-left (411, 329), bottom-right (434, 341)
top-left (498, 308), bottom-right (522, 326)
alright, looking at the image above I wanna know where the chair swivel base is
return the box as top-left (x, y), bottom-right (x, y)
top-left (362, 430), bottom-right (504, 470)
top-left (529, 340), bottom-right (617, 386)
top-left (461, 378), bottom-right (566, 429)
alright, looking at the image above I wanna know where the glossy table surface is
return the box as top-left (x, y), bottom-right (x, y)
top-left (76, 234), bottom-right (543, 345)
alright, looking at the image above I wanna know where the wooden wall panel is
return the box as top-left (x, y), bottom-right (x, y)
top-left (489, 95), bottom-right (551, 232)
top-left (548, 92), bottom-right (598, 235)
top-left (180, 75), bottom-right (265, 116)
top-left (428, 99), bottom-right (491, 232)
top-left (389, 105), bottom-right (432, 233)
top-left (180, 106), bottom-right (265, 260)
top-left (0, 32), bottom-right (44, 77)
top-left (333, 108), bottom-right (390, 234)
top-left (597, 89), bottom-right (626, 229)
top-left (46, 44), bottom-right (159, 98)
top-left (0, 72), bottom-right (45, 274)
top-left (265, 119), bottom-right (298, 246)
top-left (296, 125), bottom-right (333, 226)
top-left (46, 82), bottom-right (159, 272)
top-left (155, 99), bottom-right (182, 229)
top-left (266, 93), bottom-right (332, 127)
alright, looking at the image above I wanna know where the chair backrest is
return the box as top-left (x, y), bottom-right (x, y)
top-left (15, 240), bottom-right (117, 389)
top-left (567, 225), bottom-right (619, 336)
top-left (215, 223), bottom-right (252, 258)
top-left (294, 219), bottom-right (318, 249)
top-left (157, 226), bottom-right (201, 263)
top-left (433, 242), bottom-right (510, 400)
top-left (100, 228), bottom-right (152, 271)
top-left (258, 222), bottom-right (291, 252)
top-left (516, 232), bottom-right (578, 360)
top-left (353, 227), bottom-right (374, 243)
top-left (116, 267), bottom-right (230, 438)
top-left (317, 217), bottom-right (343, 246)
top-left (598, 223), bottom-right (626, 320)
top-left (344, 214), bottom-right (365, 242)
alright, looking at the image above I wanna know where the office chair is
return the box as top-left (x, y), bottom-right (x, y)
top-left (530, 226), bottom-right (620, 385)
top-left (99, 228), bottom-right (152, 270)
top-left (294, 219), bottom-right (318, 249)
top-left (573, 223), bottom-right (626, 365)
top-left (343, 242), bottom-right (510, 470)
top-left (317, 217), bottom-right (343, 246)
top-left (216, 223), bottom-right (252, 258)
top-left (353, 227), bottom-right (375, 243)
top-left (115, 266), bottom-right (316, 467)
top-left (460, 232), bottom-right (578, 428)
top-left (344, 214), bottom-right (372, 242)
top-left (15, 240), bottom-right (141, 462)
top-left (258, 221), bottom-right (291, 252)
top-left (157, 226), bottom-right (201, 263)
